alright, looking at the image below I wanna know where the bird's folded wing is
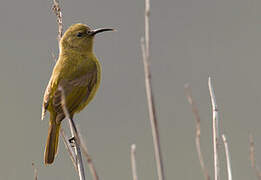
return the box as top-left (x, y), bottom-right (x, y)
top-left (41, 78), bottom-right (53, 120)
top-left (52, 69), bottom-right (97, 122)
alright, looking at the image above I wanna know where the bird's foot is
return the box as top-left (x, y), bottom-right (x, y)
top-left (69, 136), bottom-right (75, 147)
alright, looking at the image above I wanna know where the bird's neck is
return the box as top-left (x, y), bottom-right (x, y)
top-left (60, 47), bottom-right (94, 57)
top-left (59, 41), bottom-right (94, 56)
top-left (59, 48), bottom-right (96, 67)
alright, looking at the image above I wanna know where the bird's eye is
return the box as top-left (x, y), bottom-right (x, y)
top-left (86, 30), bottom-right (92, 35)
top-left (76, 32), bottom-right (83, 37)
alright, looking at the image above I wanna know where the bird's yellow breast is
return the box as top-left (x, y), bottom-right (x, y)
top-left (74, 54), bottom-right (101, 113)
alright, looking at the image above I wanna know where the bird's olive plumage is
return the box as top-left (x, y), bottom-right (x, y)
top-left (42, 23), bottom-right (113, 164)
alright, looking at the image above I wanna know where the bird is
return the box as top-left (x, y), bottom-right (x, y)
top-left (41, 23), bottom-right (114, 164)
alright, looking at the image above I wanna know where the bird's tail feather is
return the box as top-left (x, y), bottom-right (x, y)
top-left (44, 116), bottom-right (61, 164)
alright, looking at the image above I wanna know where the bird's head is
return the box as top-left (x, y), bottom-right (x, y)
top-left (60, 23), bottom-right (114, 53)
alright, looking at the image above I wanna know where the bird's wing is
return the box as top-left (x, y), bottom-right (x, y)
top-left (41, 78), bottom-right (53, 120)
top-left (52, 69), bottom-right (98, 123)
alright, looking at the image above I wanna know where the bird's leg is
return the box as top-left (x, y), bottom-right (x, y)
top-left (69, 136), bottom-right (76, 147)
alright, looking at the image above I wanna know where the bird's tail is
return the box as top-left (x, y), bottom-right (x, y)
top-left (44, 115), bottom-right (61, 164)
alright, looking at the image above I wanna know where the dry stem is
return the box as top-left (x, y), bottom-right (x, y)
top-left (184, 84), bottom-right (210, 180)
top-left (140, 0), bottom-right (165, 179)
top-left (52, 0), bottom-right (63, 41)
top-left (60, 87), bottom-right (86, 180)
top-left (32, 162), bottom-right (38, 180)
top-left (222, 134), bottom-right (232, 180)
top-left (208, 77), bottom-right (220, 180)
top-left (249, 134), bottom-right (261, 180)
top-left (60, 127), bottom-right (78, 172)
top-left (131, 144), bottom-right (138, 180)
top-left (60, 87), bottom-right (100, 180)
top-left (77, 130), bottom-right (99, 180)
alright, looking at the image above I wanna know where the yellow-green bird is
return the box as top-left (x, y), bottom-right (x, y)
top-left (41, 23), bottom-right (113, 164)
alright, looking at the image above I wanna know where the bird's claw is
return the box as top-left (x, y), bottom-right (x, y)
top-left (69, 136), bottom-right (75, 147)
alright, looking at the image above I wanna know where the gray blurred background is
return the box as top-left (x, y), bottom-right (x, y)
top-left (0, 0), bottom-right (261, 179)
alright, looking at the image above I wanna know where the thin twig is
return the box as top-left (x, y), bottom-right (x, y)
top-left (60, 87), bottom-right (99, 180)
top-left (222, 134), bottom-right (232, 180)
top-left (145, 0), bottom-right (150, 58)
top-left (59, 87), bottom-right (86, 180)
top-left (32, 162), bottom-right (38, 180)
top-left (250, 134), bottom-right (256, 168)
top-left (52, 0), bottom-right (63, 41)
top-left (140, 0), bottom-right (165, 179)
top-left (131, 144), bottom-right (138, 180)
top-left (77, 129), bottom-right (99, 180)
top-left (61, 103), bottom-right (99, 180)
top-left (60, 127), bottom-right (78, 172)
top-left (51, 0), bottom-right (63, 62)
top-left (184, 84), bottom-right (210, 180)
top-left (249, 133), bottom-right (261, 180)
top-left (208, 77), bottom-right (220, 180)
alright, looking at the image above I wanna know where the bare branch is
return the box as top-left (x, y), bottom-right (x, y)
top-left (59, 87), bottom-right (100, 180)
top-left (249, 133), bottom-right (261, 180)
top-left (52, 0), bottom-right (63, 42)
top-left (222, 134), bottom-right (232, 180)
top-left (184, 84), bottom-right (210, 180)
top-left (131, 144), bottom-right (138, 180)
top-left (60, 127), bottom-right (78, 172)
top-left (140, 0), bottom-right (165, 179)
top-left (250, 134), bottom-right (256, 168)
top-left (32, 162), bottom-right (38, 180)
top-left (59, 86), bottom-right (86, 180)
top-left (208, 77), bottom-right (220, 180)
top-left (77, 130), bottom-right (99, 180)
top-left (145, 0), bottom-right (150, 58)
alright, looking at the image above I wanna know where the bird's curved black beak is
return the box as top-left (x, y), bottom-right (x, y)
top-left (91, 28), bottom-right (115, 36)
